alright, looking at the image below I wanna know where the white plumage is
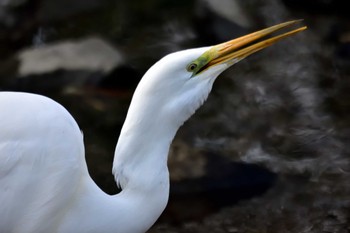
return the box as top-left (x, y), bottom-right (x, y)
top-left (0, 21), bottom-right (305, 233)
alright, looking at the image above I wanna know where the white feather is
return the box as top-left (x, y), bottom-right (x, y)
top-left (0, 46), bottom-right (229, 233)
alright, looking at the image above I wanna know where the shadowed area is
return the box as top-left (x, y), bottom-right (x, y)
top-left (1, 0), bottom-right (350, 232)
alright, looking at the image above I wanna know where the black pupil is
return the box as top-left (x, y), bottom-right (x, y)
top-left (190, 64), bottom-right (196, 70)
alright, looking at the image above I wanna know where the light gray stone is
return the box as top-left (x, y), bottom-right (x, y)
top-left (17, 37), bottom-right (123, 76)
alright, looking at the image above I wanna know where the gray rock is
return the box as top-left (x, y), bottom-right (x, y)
top-left (0, 0), bottom-right (28, 7)
top-left (199, 0), bottom-right (252, 28)
top-left (17, 37), bottom-right (123, 76)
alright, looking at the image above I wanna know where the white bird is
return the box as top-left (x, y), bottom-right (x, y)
top-left (0, 21), bottom-right (306, 233)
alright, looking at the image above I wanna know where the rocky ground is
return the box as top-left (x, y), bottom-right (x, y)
top-left (1, 0), bottom-right (349, 232)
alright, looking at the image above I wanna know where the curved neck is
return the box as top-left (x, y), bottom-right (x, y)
top-left (60, 105), bottom-right (175, 233)
top-left (58, 91), bottom-right (179, 233)
top-left (108, 89), bottom-right (182, 232)
top-left (112, 82), bottom-right (182, 191)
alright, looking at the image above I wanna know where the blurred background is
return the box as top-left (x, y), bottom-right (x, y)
top-left (1, 0), bottom-right (349, 232)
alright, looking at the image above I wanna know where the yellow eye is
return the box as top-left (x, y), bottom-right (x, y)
top-left (186, 63), bottom-right (197, 72)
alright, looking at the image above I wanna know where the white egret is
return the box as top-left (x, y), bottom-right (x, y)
top-left (0, 20), bottom-right (306, 233)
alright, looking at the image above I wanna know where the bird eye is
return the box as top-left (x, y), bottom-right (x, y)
top-left (186, 63), bottom-right (197, 72)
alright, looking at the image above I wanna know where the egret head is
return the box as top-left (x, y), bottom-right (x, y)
top-left (131, 20), bottom-right (307, 128)
top-left (114, 20), bottom-right (306, 192)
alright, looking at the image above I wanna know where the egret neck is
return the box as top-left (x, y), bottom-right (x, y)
top-left (111, 19), bottom-right (306, 232)
top-left (66, 19), bottom-right (307, 233)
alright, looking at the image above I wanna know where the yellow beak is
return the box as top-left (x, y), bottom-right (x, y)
top-left (190, 20), bottom-right (307, 75)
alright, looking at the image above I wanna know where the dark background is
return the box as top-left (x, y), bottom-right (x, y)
top-left (1, 0), bottom-right (349, 232)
